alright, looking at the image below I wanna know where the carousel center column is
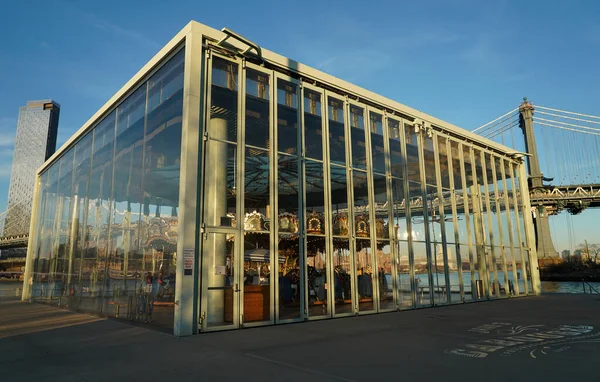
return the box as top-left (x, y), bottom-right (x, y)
top-left (205, 115), bottom-right (229, 324)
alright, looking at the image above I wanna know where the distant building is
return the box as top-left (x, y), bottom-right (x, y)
top-left (3, 100), bottom-right (59, 237)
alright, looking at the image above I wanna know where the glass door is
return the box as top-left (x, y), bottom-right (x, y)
top-left (200, 51), bottom-right (242, 331)
top-left (201, 230), bottom-right (240, 330)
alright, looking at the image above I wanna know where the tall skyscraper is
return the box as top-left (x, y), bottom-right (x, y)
top-left (3, 100), bottom-right (59, 237)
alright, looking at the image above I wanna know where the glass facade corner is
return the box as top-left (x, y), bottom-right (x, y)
top-left (29, 48), bottom-right (185, 329)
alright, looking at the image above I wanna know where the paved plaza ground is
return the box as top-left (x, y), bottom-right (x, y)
top-left (1, 294), bottom-right (599, 381)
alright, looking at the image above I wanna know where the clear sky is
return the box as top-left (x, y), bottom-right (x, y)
top-left (0, 0), bottom-right (599, 251)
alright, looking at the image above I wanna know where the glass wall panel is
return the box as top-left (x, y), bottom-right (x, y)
top-left (277, 155), bottom-right (300, 320)
top-left (304, 89), bottom-right (323, 160)
top-left (279, 235), bottom-right (300, 320)
top-left (356, 238), bottom-right (374, 311)
top-left (369, 112), bottom-right (385, 174)
top-left (211, 57), bottom-right (238, 142)
top-left (330, 164), bottom-right (351, 315)
top-left (408, 182), bottom-right (426, 242)
top-left (460, 244), bottom-right (474, 301)
top-left (397, 241), bottom-right (412, 308)
top-left (307, 236), bottom-right (327, 317)
top-left (244, 148), bottom-right (269, 217)
top-left (332, 238), bottom-right (352, 314)
top-left (205, 232), bottom-right (235, 328)
top-left (353, 171), bottom-right (370, 239)
top-left (106, 85), bottom-right (146, 311)
top-left (350, 105), bottom-right (366, 169)
top-left (245, 69), bottom-right (270, 149)
top-left (55, 149), bottom-right (75, 303)
top-left (70, 133), bottom-right (92, 307)
top-left (81, 111), bottom-right (115, 314)
top-left (377, 240), bottom-right (393, 309)
top-left (136, 50), bottom-right (184, 327)
top-left (330, 165), bottom-right (349, 236)
top-left (277, 80), bottom-right (299, 155)
top-left (391, 178), bottom-right (407, 241)
top-left (31, 172), bottom-right (48, 298)
top-left (414, 242), bottom-right (430, 306)
top-left (244, 146), bottom-right (271, 323)
top-left (405, 123), bottom-right (419, 183)
top-left (36, 165), bottom-right (58, 298)
top-left (206, 57), bottom-right (239, 231)
top-left (446, 245), bottom-right (462, 303)
top-left (305, 159), bottom-right (327, 317)
top-left (372, 174), bottom-right (388, 240)
top-left (388, 118), bottom-right (403, 178)
top-left (243, 232), bottom-right (270, 323)
top-left (328, 97), bottom-right (345, 166)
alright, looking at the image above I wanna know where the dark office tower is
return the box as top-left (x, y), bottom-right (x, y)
top-left (3, 100), bottom-right (60, 237)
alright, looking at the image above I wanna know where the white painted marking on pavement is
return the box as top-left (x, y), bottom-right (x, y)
top-left (245, 353), bottom-right (357, 382)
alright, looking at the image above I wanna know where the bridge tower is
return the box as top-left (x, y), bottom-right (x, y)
top-left (519, 98), bottom-right (558, 259)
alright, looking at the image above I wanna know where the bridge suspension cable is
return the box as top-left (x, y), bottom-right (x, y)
top-left (536, 105), bottom-right (600, 121)
top-left (472, 108), bottom-right (519, 134)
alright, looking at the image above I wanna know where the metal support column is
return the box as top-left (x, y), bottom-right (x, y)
top-left (174, 27), bottom-right (203, 336)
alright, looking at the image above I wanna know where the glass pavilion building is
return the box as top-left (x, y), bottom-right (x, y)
top-left (22, 21), bottom-right (540, 336)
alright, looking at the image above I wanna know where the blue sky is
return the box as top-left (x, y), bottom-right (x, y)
top-left (0, 0), bottom-right (599, 251)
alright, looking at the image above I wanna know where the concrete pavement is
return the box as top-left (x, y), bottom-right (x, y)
top-left (1, 294), bottom-right (599, 381)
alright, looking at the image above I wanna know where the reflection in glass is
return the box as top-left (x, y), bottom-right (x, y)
top-left (277, 80), bottom-right (298, 155)
top-left (353, 171), bottom-right (369, 238)
top-left (413, 242), bottom-right (431, 306)
top-left (388, 118), bottom-right (403, 178)
top-left (377, 240), bottom-right (394, 310)
top-left (328, 97), bottom-right (346, 165)
top-left (279, 235), bottom-right (300, 320)
top-left (407, 181), bottom-right (425, 242)
top-left (391, 178), bottom-right (406, 240)
top-left (356, 238), bottom-right (374, 312)
top-left (211, 57), bottom-right (238, 142)
top-left (372, 174), bottom-right (388, 239)
top-left (405, 123), bottom-right (420, 183)
top-left (397, 241), bottom-right (412, 309)
top-left (446, 245), bottom-right (462, 303)
top-left (304, 89), bottom-right (323, 160)
top-left (205, 233), bottom-right (235, 327)
top-left (370, 112), bottom-right (385, 174)
top-left (333, 238), bottom-right (352, 314)
top-left (330, 165), bottom-right (349, 236)
top-left (244, 233), bottom-right (271, 323)
top-left (437, 136), bottom-right (451, 189)
top-left (423, 137), bottom-right (436, 186)
top-left (204, 143), bottom-right (237, 227)
top-left (31, 49), bottom-right (185, 329)
top-left (278, 155), bottom-right (299, 217)
top-left (245, 69), bottom-right (270, 149)
top-left (245, 148), bottom-right (270, 217)
top-left (431, 242), bottom-right (447, 305)
top-left (307, 236), bottom-right (327, 317)
top-left (460, 244), bottom-right (474, 301)
top-left (350, 106), bottom-right (366, 169)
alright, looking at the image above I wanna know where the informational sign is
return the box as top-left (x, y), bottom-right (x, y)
top-left (215, 265), bottom-right (226, 276)
top-left (183, 248), bottom-right (194, 276)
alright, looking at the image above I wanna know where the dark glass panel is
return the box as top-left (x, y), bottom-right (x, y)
top-left (277, 80), bottom-right (298, 155)
top-left (328, 97), bottom-right (346, 166)
top-left (245, 69), bottom-right (270, 149)
top-left (304, 89), bottom-right (323, 160)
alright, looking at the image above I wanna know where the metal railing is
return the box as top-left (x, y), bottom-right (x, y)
top-left (582, 280), bottom-right (600, 294)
